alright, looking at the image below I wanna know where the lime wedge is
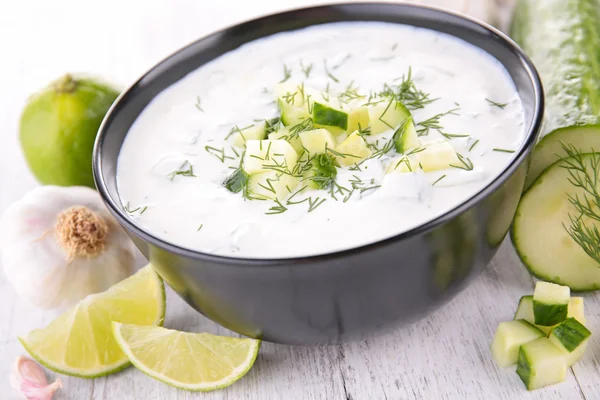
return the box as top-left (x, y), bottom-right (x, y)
top-left (19, 265), bottom-right (165, 377)
top-left (112, 323), bottom-right (261, 391)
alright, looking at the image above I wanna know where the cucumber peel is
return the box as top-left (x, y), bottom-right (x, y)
top-left (533, 282), bottom-right (570, 326)
top-left (549, 317), bottom-right (591, 366)
top-left (313, 102), bottom-right (348, 131)
top-left (516, 337), bottom-right (567, 391)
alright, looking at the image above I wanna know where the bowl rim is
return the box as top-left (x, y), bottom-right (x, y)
top-left (93, 1), bottom-right (544, 267)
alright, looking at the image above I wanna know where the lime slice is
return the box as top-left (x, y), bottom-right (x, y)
top-left (19, 265), bottom-right (165, 378)
top-left (112, 323), bottom-right (261, 391)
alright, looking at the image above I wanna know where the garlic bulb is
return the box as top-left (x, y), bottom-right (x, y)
top-left (0, 186), bottom-right (136, 309)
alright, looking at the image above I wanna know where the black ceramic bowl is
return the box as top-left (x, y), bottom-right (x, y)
top-left (93, 3), bottom-right (543, 345)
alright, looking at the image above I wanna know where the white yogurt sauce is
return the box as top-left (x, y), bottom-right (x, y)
top-left (117, 22), bottom-right (526, 259)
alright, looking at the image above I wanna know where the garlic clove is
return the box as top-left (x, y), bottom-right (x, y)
top-left (11, 356), bottom-right (62, 400)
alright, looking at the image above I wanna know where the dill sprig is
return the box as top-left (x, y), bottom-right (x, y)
top-left (323, 60), bottom-right (339, 83)
top-left (333, 54), bottom-right (351, 70)
top-left (300, 61), bottom-right (313, 78)
top-left (225, 124), bottom-right (254, 141)
top-left (308, 197), bottom-right (326, 212)
top-left (205, 146), bottom-right (235, 163)
top-left (168, 160), bottom-right (196, 180)
top-left (123, 202), bottom-right (141, 214)
top-left (195, 96), bottom-right (204, 112)
top-left (432, 175), bottom-right (447, 186)
top-left (485, 98), bottom-right (508, 109)
top-left (289, 118), bottom-right (314, 138)
top-left (440, 132), bottom-right (470, 140)
top-left (449, 153), bottom-right (474, 171)
top-left (197, 224), bottom-right (204, 231)
top-left (560, 144), bottom-right (600, 264)
top-left (492, 148), bottom-right (516, 153)
top-left (469, 139), bottom-right (480, 152)
top-left (280, 64), bottom-right (292, 83)
top-left (381, 67), bottom-right (438, 110)
top-left (266, 198), bottom-right (288, 215)
top-left (416, 108), bottom-right (460, 136)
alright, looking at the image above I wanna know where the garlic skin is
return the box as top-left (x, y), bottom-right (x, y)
top-left (0, 186), bottom-right (136, 309)
top-left (11, 356), bottom-right (61, 400)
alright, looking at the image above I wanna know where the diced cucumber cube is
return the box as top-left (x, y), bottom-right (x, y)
top-left (568, 297), bottom-right (586, 325)
top-left (533, 282), bottom-right (570, 326)
top-left (386, 156), bottom-right (419, 174)
top-left (369, 99), bottom-right (410, 134)
top-left (299, 129), bottom-right (337, 155)
top-left (278, 99), bottom-right (310, 126)
top-left (268, 127), bottom-right (303, 154)
top-left (223, 168), bottom-right (249, 194)
top-left (248, 171), bottom-right (299, 200)
top-left (231, 122), bottom-right (267, 147)
top-left (549, 317), bottom-right (591, 366)
top-left (490, 320), bottom-right (545, 367)
top-left (303, 153), bottom-right (337, 189)
top-left (334, 131), bottom-right (372, 167)
top-left (514, 295), bottom-right (586, 335)
top-left (516, 337), bottom-right (567, 390)
top-left (346, 107), bottom-right (370, 134)
top-left (243, 140), bottom-right (298, 174)
top-left (416, 141), bottom-right (460, 172)
top-left (394, 117), bottom-right (421, 154)
top-left (313, 102), bottom-right (348, 131)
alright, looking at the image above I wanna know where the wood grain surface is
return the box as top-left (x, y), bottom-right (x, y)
top-left (1, 1), bottom-right (594, 399)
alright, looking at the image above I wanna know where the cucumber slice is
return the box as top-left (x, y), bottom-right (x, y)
top-left (334, 132), bottom-right (372, 167)
top-left (299, 129), bottom-right (337, 155)
top-left (347, 107), bottom-right (370, 134)
top-left (369, 99), bottom-right (411, 135)
top-left (415, 141), bottom-right (459, 172)
top-left (510, 0), bottom-right (600, 190)
top-left (512, 154), bottom-right (600, 291)
top-left (533, 282), bottom-right (570, 326)
top-left (230, 122), bottom-right (267, 147)
top-left (549, 317), bottom-right (591, 366)
top-left (247, 171), bottom-right (299, 200)
top-left (516, 337), bottom-right (567, 390)
top-left (268, 127), bottom-right (303, 154)
top-left (313, 102), bottom-right (348, 131)
top-left (394, 117), bottom-right (421, 154)
top-left (490, 320), bottom-right (545, 367)
top-left (243, 140), bottom-right (298, 174)
top-left (514, 295), bottom-right (586, 335)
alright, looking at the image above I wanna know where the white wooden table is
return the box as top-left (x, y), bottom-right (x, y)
top-left (1, 1), bottom-right (598, 399)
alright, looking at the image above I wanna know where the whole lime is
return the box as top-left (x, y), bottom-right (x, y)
top-left (19, 74), bottom-right (119, 187)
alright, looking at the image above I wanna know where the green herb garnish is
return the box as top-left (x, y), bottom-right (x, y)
top-left (432, 175), bottom-right (447, 186)
top-left (195, 96), bottom-right (204, 112)
top-left (280, 64), bottom-right (292, 83)
top-left (205, 146), bottom-right (235, 163)
top-left (486, 98), bottom-right (508, 109)
top-left (449, 153), bottom-right (474, 171)
top-left (492, 148), bottom-right (516, 153)
top-left (266, 198), bottom-right (288, 215)
top-left (223, 168), bottom-right (249, 194)
top-left (323, 60), bottom-right (339, 83)
top-left (416, 108), bottom-right (460, 136)
top-left (469, 139), bottom-right (480, 152)
top-left (168, 160), bottom-right (196, 180)
top-left (300, 61), bottom-right (313, 78)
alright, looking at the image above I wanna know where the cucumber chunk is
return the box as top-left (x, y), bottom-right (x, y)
top-left (514, 295), bottom-right (586, 335)
top-left (268, 127), bottom-right (303, 154)
top-left (394, 117), bottom-right (421, 154)
top-left (278, 99), bottom-right (310, 127)
top-left (533, 282), bottom-right (570, 326)
top-left (347, 107), bottom-right (370, 134)
top-left (247, 171), bottom-right (299, 200)
top-left (334, 131), bottom-right (372, 167)
top-left (313, 102), bottom-right (348, 131)
top-left (511, 0), bottom-right (600, 190)
top-left (512, 154), bottom-right (600, 291)
top-left (490, 320), bottom-right (545, 367)
top-left (549, 317), bottom-right (591, 366)
top-left (415, 141), bottom-right (459, 172)
top-left (369, 99), bottom-right (410, 135)
top-left (303, 153), bottom-right (337, 189)
top-left (299, 129), bottom-right (337, 155)
top-left (231, 122), bottom-right (267, 147)
top-left (223, 168), bottom-right (249, 194)
top-left (243, 140), bottom-right (298, 174)
top-left (516, 337), bottom-right (567, 390)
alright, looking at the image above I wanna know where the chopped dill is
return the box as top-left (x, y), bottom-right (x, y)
top-left (225, 124), bottom-right (254, 140)
top-left (485, 98), bottom-right (508, 109)
top-left (492, 148), bottom-right (516, 153)
top-left (140, 206), bottom-right (148, 214)
top-left (468, 139), bottom-right (480, 152)
top-left (323, 60), bottom-right (340, 83)
top-left (333, 54), bottom-right (351, 70)
top-left (197, 224), bottom-right (204, 231)
top-left (123, 202), bottom-right (141, 214)
top-left (195, 96), bottom-right (204, 112)
top-left (432, 175), bottom-right (447, 186)
top-left (168, 160), bottom-right (197, 180)
top-left (449, 153), bottom-right (474, 171)
top-left (382, 67), bottom-right (438, 110)
top-left (440, 132), bottom-right (470, 140)
top-left (416, 108), bottom-right (460, 136)
top-left (280, 64), bottom-right (292, 83)
top-left (308, 197), bottom-right (327, 212)
top-left (300, 61), bottom-right (313, 78)
top-left (205, 146), bottom-right (235, 163)
top-left (266, 198), bottom-right (288, 215)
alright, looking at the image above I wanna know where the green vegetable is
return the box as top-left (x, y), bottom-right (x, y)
top-left (230, 123), bottom-right (267, 147)
top-left (516, 337), bottom-right (567, 390)
top-left (549, 317), bottom-right (591, 366)
top-left (20, 74), bottom-right (119, 187)
top-left (224, 168), bottom-right (249, 194)
top-left (514, 295), bottom-right (586, 335)
top-left (368, 99), bottom-right (411, 134)
top-left (305, 154), bottom-right (337, 189)
top-left (312, 102), bottom-right (348, 131)
top-left (512, 153), bottom-right (600, 291)
top-left (510, 0), bottom-right (600, 190)
top-left (532, 282), bottom-right (570, 327)
top-left (490, 320), bottom-right (545, 367)
top-left (299, 129), bottom-right (336, 155)
top-left (393, 117), bottom-right (421, 154)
